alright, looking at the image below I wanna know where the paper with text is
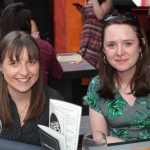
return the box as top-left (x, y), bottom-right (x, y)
top-left (49, 99), bottom-right (82, 150)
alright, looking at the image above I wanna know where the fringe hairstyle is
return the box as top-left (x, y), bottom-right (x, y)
top-left (0, 31), bottom-right (45, 126)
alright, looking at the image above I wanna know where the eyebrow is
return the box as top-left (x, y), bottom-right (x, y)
top-left (105, 39), bottom-right (135, 43)
top-left (122, 39), bottom-right (134, 42)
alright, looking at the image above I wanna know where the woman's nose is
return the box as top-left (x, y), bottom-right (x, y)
top-left (19, 65), bottom-right (28, 76)
top-left (116, 45), bottom-right (125, 56)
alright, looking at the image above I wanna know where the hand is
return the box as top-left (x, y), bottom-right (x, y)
top-left (72, 3), bottom-right (85, 13)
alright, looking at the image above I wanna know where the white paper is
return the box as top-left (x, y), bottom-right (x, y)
top-left (49, 99), bottom-right (82, 150)
top-left (38, 125), bottom-right (66, 150)
top-left (50, 103), bottom-right (67, 135)
top-left (57, 54), bottom-right (82, 62)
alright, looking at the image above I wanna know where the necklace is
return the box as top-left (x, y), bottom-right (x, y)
top-left (19, 94), bottom-right (31, 118)
top-left (19, 102), bottom-right (28, 118)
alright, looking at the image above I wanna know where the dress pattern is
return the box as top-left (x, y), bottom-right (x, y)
top-left (80, 4), bottom-right (104, 66)
top-left (84, 75), bottom-right (150, 141)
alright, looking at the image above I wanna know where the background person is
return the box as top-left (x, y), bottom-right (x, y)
top-left (0, 31), bottom-right (64, 145)
top-left (0, 2), bottom-right (63, 85)
top-left (84, 13), bottom-right (150, 143)
top-left (31, 20), bottom-right (38, 34)
top-left (31, 19), bottom-right (40, 40)
top-left (74, 0), bottom-right (113, 68)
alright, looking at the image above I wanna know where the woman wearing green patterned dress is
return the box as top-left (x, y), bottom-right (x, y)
top-left (84, 13), bottom-right (150, 143)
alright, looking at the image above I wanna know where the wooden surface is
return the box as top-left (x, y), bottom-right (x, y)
top-left (132, 147), bottom-right (150, 150)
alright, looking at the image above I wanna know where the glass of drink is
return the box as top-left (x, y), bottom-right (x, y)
top-left (82, 130), bottom-right (107, 150)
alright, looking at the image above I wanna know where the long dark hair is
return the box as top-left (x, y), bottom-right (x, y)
top-left (98, 16), bottom-right (150, 99)
top-left (0, 31), bottom-right (45, 126)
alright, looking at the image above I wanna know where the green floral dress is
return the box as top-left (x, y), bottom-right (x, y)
top-left (84, 75), bottom-right (150, 141)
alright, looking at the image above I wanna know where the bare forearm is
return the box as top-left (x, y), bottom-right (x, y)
top-left (93, 0), bottom-right (105, 20)
top-left (106, 136), bottom-right (125, 144)
top-left (93, 0), bottom-right (113, 20)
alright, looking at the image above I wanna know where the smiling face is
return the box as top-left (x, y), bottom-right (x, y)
top-left (0, 47), bottom-right (39, 95)
top-left (103, 24), bottom-right (143, 76)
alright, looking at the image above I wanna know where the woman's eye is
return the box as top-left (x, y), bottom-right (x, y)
top-left (124, 42), bottom-right (132, 47)
top-left (108, 43), bottom-right (115, 48)
top-left (10, 61), bottom-right (17, 66)
top-left (29, 60), bottom-right (35, 65)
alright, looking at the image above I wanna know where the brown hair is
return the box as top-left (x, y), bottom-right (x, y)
top-left (98, 16), bottom-right (150, 99)
top-left (0, 31), bottom-right (45, 126)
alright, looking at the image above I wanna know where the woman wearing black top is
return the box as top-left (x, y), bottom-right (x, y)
top-left (0, 31), bottom-right (64, 145)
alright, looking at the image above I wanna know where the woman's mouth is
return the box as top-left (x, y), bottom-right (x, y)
top-left (16, 78), bottom-right (30, 82)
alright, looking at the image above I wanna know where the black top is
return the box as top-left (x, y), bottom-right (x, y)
top-left (0, 85), bottom-right (64, 146)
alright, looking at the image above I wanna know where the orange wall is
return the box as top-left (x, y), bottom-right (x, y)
top-left (53, 0), bottom-right (84, 52)
top-left (53, 0), bottom-right (89, 85)
top-left (53, 0), bottom-right (66, 52)
top-left (66, 0), bottom-right (84, 52)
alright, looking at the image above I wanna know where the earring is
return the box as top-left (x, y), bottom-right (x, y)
top-left (103, 56), bottom-right (109, 64)
top-left (139, 52), bottom-right (142, 60)
top-left (0, 70), bottom-right (3, 74)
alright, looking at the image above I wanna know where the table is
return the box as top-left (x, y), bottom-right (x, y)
top-left (3, 137), bottom-right (150, 150)
top-left (48, 52), bottom-right (98, 106)
top-left (108, 140), bottom-right (150, 150)
top-left (79, 116), bottom-right (150, 150)
top-left (78, 138), bottom-right (150, 150)
top-left (0, 138), bottom-right (42, 150)
top-left (2, 115), bottom-right (150, 150)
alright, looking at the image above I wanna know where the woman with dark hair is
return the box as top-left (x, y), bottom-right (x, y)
top-left (0, 31), bottom-right (64, 145)
top-left (74, 0), bottom-right (113, 68)
top-left (84, 13), bottom-right (150, 143)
